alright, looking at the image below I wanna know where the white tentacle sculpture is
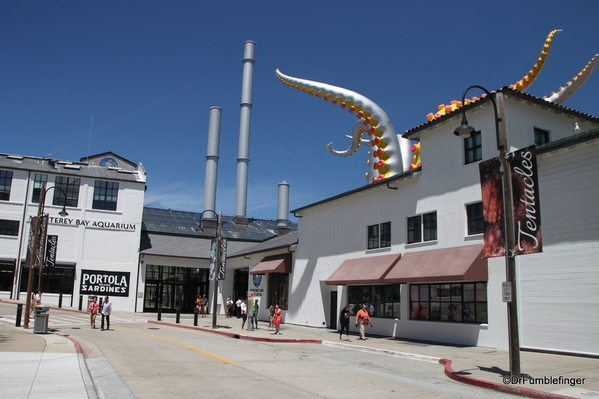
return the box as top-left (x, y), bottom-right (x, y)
top-left (275, 69), bottom-right (412, 183)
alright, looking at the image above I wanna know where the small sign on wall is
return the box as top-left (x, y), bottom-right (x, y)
top-left (502, 282), bottom-right (512, 302)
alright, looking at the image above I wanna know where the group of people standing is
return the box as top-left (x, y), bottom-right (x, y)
top-left (225, 297), bottom-right (282, 334)
top-left (195, 294), bottom-right (209, 317)
top-left (339, 304), bottom-right (372, 341)
top-left (88, 296), bottom-right (113, 330)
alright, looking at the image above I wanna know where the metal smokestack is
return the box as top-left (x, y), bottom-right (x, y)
top-left (234, 40), bottom-right (255, 224)
top-left (276, 181), bottom-right (290, 233)
top-left (203, 106), bottom-right (222, 221)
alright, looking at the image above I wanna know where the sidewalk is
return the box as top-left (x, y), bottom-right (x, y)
top-left (0, 319), bottom-right (97, 399)
top-left (1, 299), bottom-right (598, 399)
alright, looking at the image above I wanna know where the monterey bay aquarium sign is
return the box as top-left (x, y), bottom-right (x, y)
top-left (49, 216), bottom-right (137, 231)
top-left (80, 270), bottom-right (131, 297)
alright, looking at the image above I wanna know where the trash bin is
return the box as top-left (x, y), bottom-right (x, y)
top-left (33, 305), bottom-right (50, 334)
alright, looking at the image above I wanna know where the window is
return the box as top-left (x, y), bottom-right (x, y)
top-left (407, 216), bottom-right (421, 244)
top-left (93, 181), bottom-right (119, 210)
top-left (0, 170), bottom-right (14, 201)
top-left (367, 225), bottom-right (379, 249)
top-left (410, 282), bottom-right (487, 323)
top-left (20, 266), bottom-right (75, 294)
top-left (464, 130), bottom-right (482, 164)
top-left (0, 263), bottom-right (15, 291)
top-left (467, 203), bottom-right (484, 235)
top-left (367, 222), bottom-right (391, 249)
top-left (269, 273), bottom-right (289, 310)
top-left (53, 177), bottom-right (80, 207)
top-left (0, 220), bottom-right (19, 236)
top-left (32, 174), bottom-right (48, 203)
top-left (534, 127), bottom-right (550, 145)
top-left (348, 285), bottom-right (401, 319)
top-left (408, 212), bottom-right (437, 244)
top-left (423, 212), bottom-right (437, 241)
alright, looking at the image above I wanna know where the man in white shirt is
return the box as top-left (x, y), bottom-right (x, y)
top-left (240, 299), bottom-right (247, 330)
top-left (101, 296), bottom-right (113, 331)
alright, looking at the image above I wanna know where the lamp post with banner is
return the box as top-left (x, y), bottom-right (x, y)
top-left (197, 210), bottom-right (227, 329)
top-left (454, 86), bottom-right (521, 377)
top-left (23, 183), bottom-right (68, 329)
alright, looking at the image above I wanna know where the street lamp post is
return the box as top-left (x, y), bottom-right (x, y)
top-left (197, 210), bottom-right (223, 329)
top-left (23, 183), bottom-right (68, 329)
top-left (454, 86), bottom-right (521, 377)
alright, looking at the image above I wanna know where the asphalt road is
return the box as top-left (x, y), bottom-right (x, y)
top-left (3, 306), bottom-right (516, 398)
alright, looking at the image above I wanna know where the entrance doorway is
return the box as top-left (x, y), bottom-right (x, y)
top-left (233, 267), bottom-right (249, 302)
top-left (329, 291), bottom-right (337, 329)
top-left (143, 265), bottom-right (209, 313)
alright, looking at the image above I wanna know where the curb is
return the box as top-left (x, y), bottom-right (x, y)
top-left (56, 332), bottom-right (84, 354)
top-left (147, 320), bottom-right (322, 344)
top-left (439, 359), bottom-right (578, 399)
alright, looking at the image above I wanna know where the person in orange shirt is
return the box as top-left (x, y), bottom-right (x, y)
top-left (89, 296), bottom-right (100, 329)
top-left (355, 304), bottom-right (372, 340)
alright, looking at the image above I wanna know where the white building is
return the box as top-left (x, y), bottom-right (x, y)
top-left (0, 152), bottom-right (146, 312)
top-left (284, 88), bottom-right (599, 356)
top-left (138, 208), bottom-right (297, 314)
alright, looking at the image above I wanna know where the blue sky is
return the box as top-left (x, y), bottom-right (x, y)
top-left (2, 1), bottom-right (598, 222)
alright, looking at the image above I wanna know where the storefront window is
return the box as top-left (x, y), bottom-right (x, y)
top-left (0, 263), bottom-right (14, 292)
top-left (348, 284), bottom-right (400, 319)
top-left (410, 282), bottom-right (487, 323)
top-left (20, 265), bottom-right (75, 294)
top-left (268, 273), bottom-right (289, 310)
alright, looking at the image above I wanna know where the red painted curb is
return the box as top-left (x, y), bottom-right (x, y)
top-left (439, 358), bottom-right (577, 399)
top-left (147, 320), bottom-right (322, 344)
top-left (55, 333), bottom-right (84, 354)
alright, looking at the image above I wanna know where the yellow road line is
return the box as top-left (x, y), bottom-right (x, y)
top-left (115, 327), bottom-right (237, 364)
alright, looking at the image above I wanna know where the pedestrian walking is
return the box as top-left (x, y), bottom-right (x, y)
top-left (251, 299), bottom-right (259, 329)
top-left (268, 305), bottom-right (275, 330)
top-left (235, 297), bottom-right (243, 318)
top-left (89, 296), bottom-right (99, 329)
top-left (272, 304), bottom-right (283, 335)
top-left (226, 297), bottom-right (233, 318)
top-left (339, 305), bottom-right (351, 341)
top-left (30, 289), bottom-right (42, 318)
top-left (195, 295), bottom-right (202, 315)
top-left (201, 294), bottom-right (209, 317)
top-left (240, 298), bottom-right (248, 329)
top-left (101, 296), bottom-right (113, 331)
top-left (355, 304), bottom-right (372, 340)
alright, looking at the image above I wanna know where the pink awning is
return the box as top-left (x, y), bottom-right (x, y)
top-left (383, 244), bottom-right (487, 283)
top-left (326, 253), bottom-right (401, 285)
top-left (250, 254), bottom-right (291, 275)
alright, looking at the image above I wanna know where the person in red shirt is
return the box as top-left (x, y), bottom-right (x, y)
top-left (355, 304), bottom-right (371, 340)
top-left (89, 296), bottom-right (100, 329)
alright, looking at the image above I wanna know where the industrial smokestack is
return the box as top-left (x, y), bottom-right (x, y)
top-left (203, 106), bottom-right (222, 222)
top-left (276, 181), bottom-right (290, 234)
top-left (234, 40), bottom-right (255, 224)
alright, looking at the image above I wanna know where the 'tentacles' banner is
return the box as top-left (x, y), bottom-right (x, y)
top-left (510, 146), bottom-right (542, 255)
top-left (479, 146), bottom-right (542, 258)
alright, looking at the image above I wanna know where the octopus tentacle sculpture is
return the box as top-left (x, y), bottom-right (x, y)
top-left (426, 30), bottom-right (598, 121)
top-left (275, 69), bottom-right (412, 183)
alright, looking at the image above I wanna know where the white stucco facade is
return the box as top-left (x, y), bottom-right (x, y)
top-left (0, 152), bottom-right (146, 312)
top-left (285, 90), bottom-right (599, 355)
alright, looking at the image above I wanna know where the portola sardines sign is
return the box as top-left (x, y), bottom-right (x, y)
top-left (80, 269), bottom-right (130, 296)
